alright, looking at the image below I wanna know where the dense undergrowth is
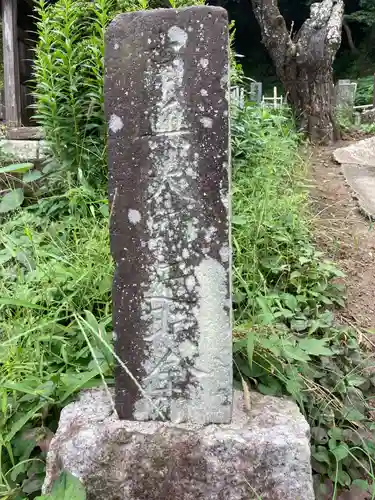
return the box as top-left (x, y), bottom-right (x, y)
top-left (232, 106), bottom-right (375, 498)
top-left (2, 105), bottom-right (375, 499)
top-left (1, 0), bottom-right (375, 498)
top-left (356, 75), bottom-right (374, 106)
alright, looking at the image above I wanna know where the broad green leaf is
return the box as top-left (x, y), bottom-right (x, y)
top-left (232, 215), bottom-right (247, 225)
top-left (331, 443), bottom-right (349, 461)
top-left (6, 400), bottom-right (46, 442)
top-left (311, 427), bottom-right (328, 444)
top-left (346, 375), bottom-right (367, 387)
top-left (99, 204), bottom-right (109, 217)
top-left (0, 188), bottom-right (24, 213)
top-left (290, 270), bottom-right (301, 280)
top-left (247, 332), bottom-right (255, 369)
top-left (328, 428), bottom-right (343, 440)
top-left (312, 448), bottom-right (331, 465)
top-left (258, 381), bottom-right (282, 396)
top-left (0, 250), bottom-right (12, 265)
top-left (344, 407), bottom-right (365, 422)
top-left (22, 477), bottom-right (44, 494)
top-left (335, 469), bottom-right (351, 487)
top-left (256, 296), bottom-right (274, 324)
top-left (282, 344), bottom-right (310, 362)
top-left (23, 170), bottom-right (43, 183)
top-left (352, 479), bottom-right (370, 492)
top-left (299, 256), bottom-right (311, 265)
top-left (298, 338), bottom-right (332, 356)
top-left (0, 162), bottom-right (33, 174)
top-left (59, 370), bottom-right (101, 403)
top-left (10, 461), bottom-right (28, 482)
top-left (290, 318), bottom-right (308, 332)
top-left (233, 338), bottom-right (247, 353)
top-left (49, 471), bottom-right (86, 500)
top-left (276, 308), bottom-right (294, 318)
top-left (286, 377), bottom-right (303, 398)
top-left (85, 310), bottom-right (100, 333)
top-left (0, 297), bottom-right (46, 310)
top-left (283, 294), bottom-right (298, 311)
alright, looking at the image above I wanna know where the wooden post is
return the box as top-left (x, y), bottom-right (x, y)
top-left (2, 0), bottom-right (21, 127)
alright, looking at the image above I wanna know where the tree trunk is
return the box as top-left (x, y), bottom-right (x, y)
top-left (250, 0), bottom-right (344, 144)
top-left (343, 20), bottom-right (358, 54)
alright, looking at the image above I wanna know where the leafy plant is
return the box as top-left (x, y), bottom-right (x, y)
top-left (3, 2), bottom-right (206, 497)
top-left (33, 0), bottom-right (205, 189)
top-left (36, 471), bottom-right (86, 500)
top-left (355, 76), bottom-right (374, 106)
top-left (235, 325), bottom-right (375, 496)
top-left (232, 103), bottom-right (375, 496)
top-left (33, 0), bottom-right (113, 188)
top-left (0, 162), bottom-right (40, 214)
top-left (0, 205), bottom-right (113, 498)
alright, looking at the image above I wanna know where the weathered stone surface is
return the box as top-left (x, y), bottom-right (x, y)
top-left (105, 7), bottom-right (232, 424)
top-left (360, 108), bottom-right (375, 124)
top-left (0, 139), bottom-right (49, 162)
top-left (6, 127), bottom-right (44, 140)
top-left (0, 139), bottom-right (39, 161)
top-left (333, 137), bottom-right (375, 167)
top-left (333, 137), bottom-right (375, 218)
top-left (43, 389), bottom-right (314, 500)
top-left (335, 80), bottom-right (357, 108)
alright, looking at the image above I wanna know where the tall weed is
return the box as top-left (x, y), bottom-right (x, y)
top-left (33, 0), bottom-right (114, 187)
top-left (232, 105), bottom-right (375, 497)
top-left (32, 0), bottom-right (204, 189)
top-left (0, 205), bottom-right (113, 498)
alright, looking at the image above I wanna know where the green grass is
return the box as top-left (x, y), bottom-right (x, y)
top-left (355, 76), bottom-right (374, 107)
top-left (232, 105), bottom-right (375, 498)
top-left (232, 106), bottom-right (309, 322)
top-left (1, 104), bottom-right (375, 499)
top-left (0, 197), bottom-right (113, 499)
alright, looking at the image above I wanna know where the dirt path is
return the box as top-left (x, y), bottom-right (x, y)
top-left (309, 140), bottom-right (375, 333)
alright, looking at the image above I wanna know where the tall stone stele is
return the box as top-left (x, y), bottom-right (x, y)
top-left (105, 6), bottom-right (232, 424)
top-left (43, 8), bottom-right (315, 500)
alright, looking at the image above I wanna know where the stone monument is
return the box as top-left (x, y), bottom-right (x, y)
top-left (105, 5), bottom-right (232, 425)
top-left (335, 79), bottom-right (357, 109)
top-left (43, 7), bottom-right (314, 500)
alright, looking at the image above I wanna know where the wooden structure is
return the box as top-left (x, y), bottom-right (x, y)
top-left (1, 0), bottom-right (37, 126)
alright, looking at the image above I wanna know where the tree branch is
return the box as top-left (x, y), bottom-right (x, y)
top-left (296, 0), bottom-right (344, 62)
top-left (343, 19), bottom-right (358, 54)
top-left (250, 0), bottom-right (292, 72)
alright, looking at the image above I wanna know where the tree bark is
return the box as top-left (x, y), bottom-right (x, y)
top-left (250, 0), bottom-right (344, 144)
top-left (343, 19), bottom-right (358, 54)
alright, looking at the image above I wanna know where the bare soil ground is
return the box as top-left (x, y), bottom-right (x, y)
top-left (309, 139), bottom-right (375, 500)
top-left (309, 139), bottom-right (375, 334)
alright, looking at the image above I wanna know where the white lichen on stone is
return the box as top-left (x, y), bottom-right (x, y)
top-left (109, 114), bottom-right (124, 133)
top-left (128, 209), bottom-right (141, 225)
top-left (200, 117), bottom-right (213, 128)
top-left (182, 248), bottom-right (189, 259)
top-left (185, 275), bottom-right (196, 292)
top-left (130, 13), bottom-right (231, 425)
top-left (219, 245), bottom-right (230, 263)
top-left (167, 26), bottom-right (188, 51)
top-left (199, 58), bottom-right (209, 69)
top-left (190, 257), bottom-right (232, 423)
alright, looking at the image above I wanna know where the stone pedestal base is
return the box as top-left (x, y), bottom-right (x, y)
top-left (43, 389), bottom-right (314, 500)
